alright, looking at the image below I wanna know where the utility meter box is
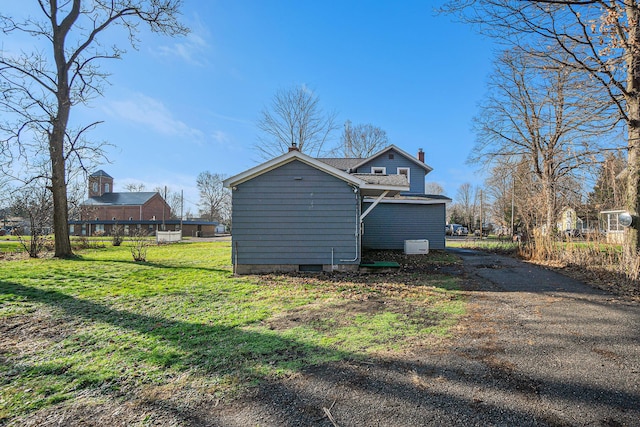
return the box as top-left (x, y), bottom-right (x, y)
top-left (404, 239), bottom-right (429, 255)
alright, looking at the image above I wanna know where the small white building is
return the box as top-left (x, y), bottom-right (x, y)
top-left (600, 210), bottom-right (626, 244)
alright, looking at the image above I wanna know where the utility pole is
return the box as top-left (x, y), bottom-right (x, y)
top-left (162, 185), bottom-right (167, 231)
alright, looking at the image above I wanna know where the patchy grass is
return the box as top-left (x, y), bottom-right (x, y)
top-left (447, 237), bottom-right (519, 254)
top-left (0, 242), bottom-right (465, 424)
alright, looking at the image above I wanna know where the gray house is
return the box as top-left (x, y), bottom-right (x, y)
top-left (223, 145), bottom-right (450, 274)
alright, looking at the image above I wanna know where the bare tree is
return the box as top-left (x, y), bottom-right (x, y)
top-left (125, 183), bottom-right (147, 192)
top-left (484, 164), bottom-right (513, 233)
top-left (470, 49), bottom-right (616, 231)
top-left (256, 85), bottom-right (339, 159)
top-left (589, 151), bottom-right (628, 211)
top-left (336, 121), bottom-right (389, 158)
top-left (0, 1), bottom-right (188, 258)
top-left (424, 182), bottom-right (444, 195)
top-left (442, 0), bottom-right (640, 257)
top-left (456, 183), bottom-right (478, 231)
top-left (196, 171), bottom-right (230, 223)
top-left (153, 186), bottom-right (181, 219)
top-left (12, 181), bottom-right (53, 258)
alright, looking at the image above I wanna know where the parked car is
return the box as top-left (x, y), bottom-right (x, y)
top-left (455, 226), bottom-right (468, 236)
top-left (446, 224), bottom-right (463, 236)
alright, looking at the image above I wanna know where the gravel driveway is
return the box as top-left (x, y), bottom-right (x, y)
top-left (209, 249), bottom-right (640, 426)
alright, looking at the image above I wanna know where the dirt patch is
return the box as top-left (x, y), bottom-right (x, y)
top-left (0, 309), bottom-right (78, 357)
top-left (265, 297), bottom-right (444, 333)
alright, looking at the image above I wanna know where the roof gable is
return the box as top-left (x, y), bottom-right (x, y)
top-left (224, 150), bottom-right (366, 188)
top-left (352, 145), bottom-right (433, 173)
top-left (223, 150), bottom-right (409, 195)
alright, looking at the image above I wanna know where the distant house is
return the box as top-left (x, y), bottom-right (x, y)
top-left (557, 207), bottom-right (583, 233)
top-left (223, 145), bottom-right (450, 274)
top-left (69, 170), bottom-right (217, 237)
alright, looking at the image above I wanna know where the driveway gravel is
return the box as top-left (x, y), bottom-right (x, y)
top-left (208, 248), bottom-right (640, 426)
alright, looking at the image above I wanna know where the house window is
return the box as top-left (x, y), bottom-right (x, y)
top-left (371, 167), bottom-right (386, 174)
top-left (388, 154), bottom-right (394, 160)
top-left (397, 167), bottom-right (410, 183)
top-left (95, 224), bottom-right (105, 233)
top-left (92, 182), bottom-right (98, 193)
top-left (105, 183), bottom-right (110, 193)
top-left (69, 225), bottom-right (75, 234)
top-left (112, 217), bottom-right (116, 220)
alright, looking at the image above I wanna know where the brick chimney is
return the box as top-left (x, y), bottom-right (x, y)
top-left (417, 148), bottom-right (424, 163)
top-left (288, 142), bottom-right (299, 152)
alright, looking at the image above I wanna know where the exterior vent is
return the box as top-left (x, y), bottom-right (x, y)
top-left (299, 264), bottom-right (323, 272)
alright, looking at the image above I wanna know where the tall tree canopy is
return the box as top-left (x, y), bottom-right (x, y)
top-left (443, 0), bottom-right (640, 258)
top-left (255, 85), bottom-right (338, 159)
top-left (337, 121), bottom-right (389, 158)
top-left (0, 0), bottom-right (188, 257)
top-left (196, 171), bottom-right (230, 223)
top-left (471, 49), bottom-right (616, 230)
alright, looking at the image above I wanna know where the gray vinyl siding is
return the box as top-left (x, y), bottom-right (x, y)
top-left (231, 160), bottom-right (360, 266)
top-left (362, 202), bottom-right (446, 250)
top-left (355, 148), bottom-right (426, 194)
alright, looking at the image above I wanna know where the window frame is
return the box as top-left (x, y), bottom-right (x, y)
top-left (397, 167), bottom-right (410, 183)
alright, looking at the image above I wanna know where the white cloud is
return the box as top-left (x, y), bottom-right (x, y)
top-left (210, 130), bottom-right (229, 145)
top-left (103, 93), bottom-right (204, 140)
top-left (153, 17), bottom-right (210, 66)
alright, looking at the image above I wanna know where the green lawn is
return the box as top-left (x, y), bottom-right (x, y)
top-left (0, 241), bottom-right (465, 423)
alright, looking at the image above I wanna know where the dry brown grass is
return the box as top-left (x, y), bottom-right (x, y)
top-left (518, 232), bottom-right (640, 300)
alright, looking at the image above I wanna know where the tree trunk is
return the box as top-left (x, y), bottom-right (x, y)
top-left (542, 177), bottom-right (555, 234)
top-left (50, 7), bottom-right (75, 259)
top-left (50, 131), bottom-right (72, 258)
top-left (50, 98), bottom-right (73, 257)
top-left (626, 122), bottom-right (640, 257)
top-left (625, 3), bottom-right (640, 259)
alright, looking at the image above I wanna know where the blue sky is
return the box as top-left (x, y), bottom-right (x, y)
top-left (4, 1), bottom-right (496, 213)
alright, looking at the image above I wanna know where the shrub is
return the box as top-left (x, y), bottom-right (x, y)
top-left (112, 224), bottom-right (124, 246)
top-left (130, 228), bottom-right (149, 262)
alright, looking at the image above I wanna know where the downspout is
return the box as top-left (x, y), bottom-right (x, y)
top-left (340, 186), bottom-right (360, 262)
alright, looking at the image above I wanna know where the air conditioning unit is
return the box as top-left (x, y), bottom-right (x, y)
top-left (404, 239), bottom-right (429, 255)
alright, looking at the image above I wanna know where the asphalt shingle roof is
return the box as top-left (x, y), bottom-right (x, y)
top-left (83, 192), bottom-right (158, 206)
top-left (354, 173), bottom-right (409, 187)
top-left (90, 170), bottom-right (113, 178)
top-left (316, 158), bottom-right (363, 171)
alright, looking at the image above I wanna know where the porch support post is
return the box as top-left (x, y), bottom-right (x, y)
top-left (360, 190), bottom-right (389, 221)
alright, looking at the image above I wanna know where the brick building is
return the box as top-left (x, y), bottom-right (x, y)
top-left (70, 170), bottom-right (218, 237)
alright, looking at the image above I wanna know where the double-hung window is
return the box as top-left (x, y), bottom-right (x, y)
top-left (397, 167), bottom-right (410, 183)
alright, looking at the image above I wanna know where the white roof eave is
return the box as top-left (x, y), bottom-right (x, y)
top-left (223, 150), bottom-right (366, 188)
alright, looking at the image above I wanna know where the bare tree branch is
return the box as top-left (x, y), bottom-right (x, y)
top-left (0, 0), bottom-right (188, 257)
